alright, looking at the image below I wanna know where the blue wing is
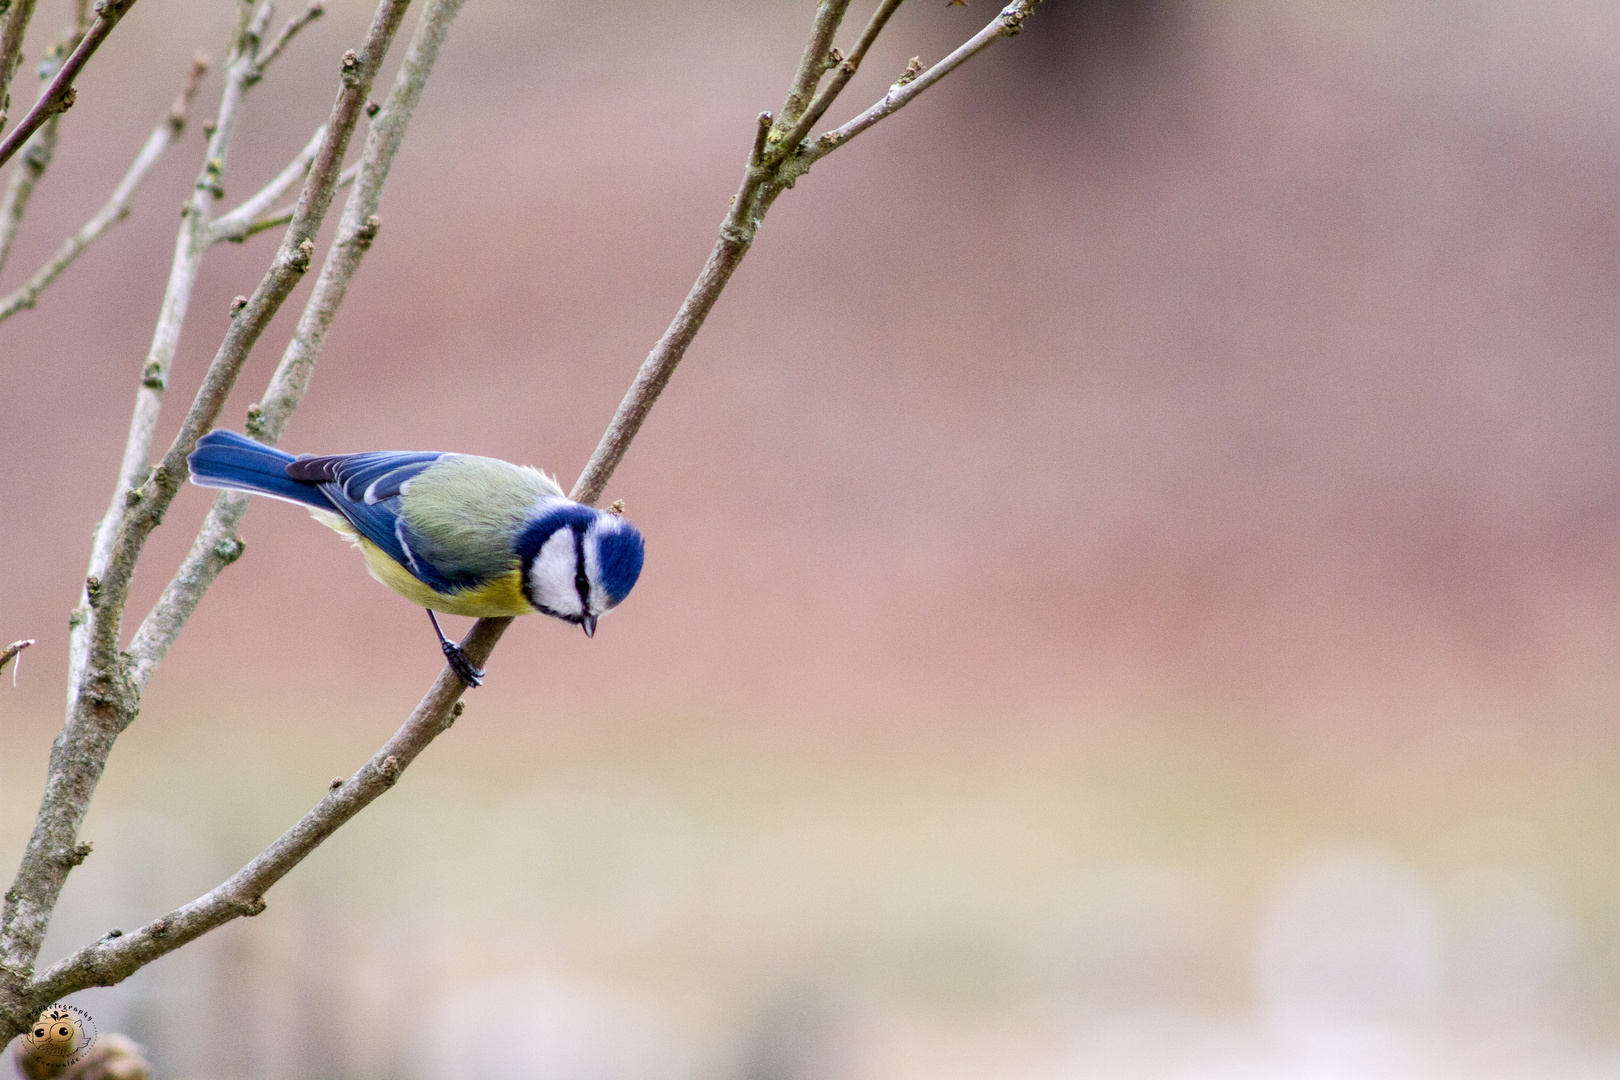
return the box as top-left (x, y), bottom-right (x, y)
top-left (286, 450), bottom-right (479, 593)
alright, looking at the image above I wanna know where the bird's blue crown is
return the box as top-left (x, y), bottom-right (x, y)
top-left (595, 521), bottom-right (645, 605)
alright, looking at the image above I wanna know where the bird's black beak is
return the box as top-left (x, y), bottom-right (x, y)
top-left (581, 614), bottom-right (597, 638)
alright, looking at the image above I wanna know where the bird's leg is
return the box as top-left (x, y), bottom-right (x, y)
top-left (426, 608), bottom-right (483, 688)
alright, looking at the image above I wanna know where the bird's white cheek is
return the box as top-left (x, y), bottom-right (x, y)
top-left (526, 529), bottom-right (582, 616)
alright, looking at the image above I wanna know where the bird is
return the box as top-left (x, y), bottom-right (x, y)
top-left (187, 429), bottom-right (644, 687)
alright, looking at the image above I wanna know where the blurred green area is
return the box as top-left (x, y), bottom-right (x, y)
top-left (5, 693), bottom-right (1620, 1078)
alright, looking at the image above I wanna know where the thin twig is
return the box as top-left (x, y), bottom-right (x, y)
top-left (0, 0), bottom-right (412, 1022)
top-left (773, 0), bottom-right (905, 158)
top-left (0, 54), bottom-right (207, 321)
top-left (0, 119), bottom-right (58, 274)
top-left (130, 0), bottom-right (463, 689)
top-left (576, 3), bottom-right (1046, 498)
top-left (0, 0), bottom-right (141, 173)
top-left (216, 159), bottom-right (360, 245)
top-left (803, 0), bottom-right (1042, 166)
top-left (0, 639), bottom-right (31, 677)
top-left (0, 28), bottom-right (89, 276)
top-left (778, 0), bottom-right (852, 130)
top-left (252, 0), bottom-right (325, 78)
top-left (207, 124), bottom-right (325, 244)
top-left (0, 0), bottom-right (40, 130)
top-left (67, 4), bottom-right (269, 704)
top-left (92, 0), bottom-right (409, 711)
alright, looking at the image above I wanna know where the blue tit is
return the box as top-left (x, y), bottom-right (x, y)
top-left (187, 430), bottom-right (644, 686)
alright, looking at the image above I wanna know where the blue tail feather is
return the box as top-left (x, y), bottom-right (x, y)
top-left (188, 430), bottom-right (335, 510)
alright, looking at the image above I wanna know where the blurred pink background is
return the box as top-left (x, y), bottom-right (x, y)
top-left (4, 1), bottom-right (1620, 1077)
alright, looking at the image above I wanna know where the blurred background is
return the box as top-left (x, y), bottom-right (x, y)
top-left (4, 0), bottom-right (1620, 1076)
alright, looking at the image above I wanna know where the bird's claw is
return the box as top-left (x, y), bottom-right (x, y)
top-left (442, 641), bottom-right (484, 688)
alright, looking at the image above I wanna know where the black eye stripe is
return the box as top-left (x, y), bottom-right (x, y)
top-left (574, 527), bottom-right (591, 610)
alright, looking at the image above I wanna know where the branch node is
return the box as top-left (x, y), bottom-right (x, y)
top-left (897, 56), bottom-right (924, 86)
top-left (287, 237), bottom-right (314, 272)
top-left (140, 359), bottom-right (164, 389)
top-left (608, 499), bottom-right (625, 516)
top-left (84, 575), bottom-right (100, 605)
top-left (749, 111), bottom-right (772, 166)
top-left (998, 0), bottom-right (1032, 34)
top-left (450, 700), bottom-right (465, 719)
top-left (244, 402), bottom-right (266, 437)
top-left (379, 754), bottom-right (401, 784)
top-left (213, 536), bottom-right (245, 564)
top-left (100, 928), bottom-right (122, 939)
top-left (228, 294), bottom-right (248, 317)
top-left (53, 85), bottom-right (75, 113)
top-left (328, 776), bottom-right (343, 790)
top-left (65, 841), bottom-right (92, 867)
top-left (339, 48), bottom-right (360, 86)
top-left (150, 916), bottom-right (169, 935)
top-left (0, 638), bottom-right (33, 676)
top-left (365, 99), bottom-right (379, 117)
top-left (123, 487), bottom-right (143, 507)
top-left (352, 213), bottom-right (379, 248)
top-left (237, 895), bottom-right (266, 917)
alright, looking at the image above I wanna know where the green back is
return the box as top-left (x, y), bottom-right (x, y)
top-left (401, 455), bottom-right (564, 583)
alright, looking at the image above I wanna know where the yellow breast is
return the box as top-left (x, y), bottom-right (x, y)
top-left (310, 509), bottom-right (537, 618)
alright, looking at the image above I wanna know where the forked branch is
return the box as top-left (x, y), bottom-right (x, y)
top-left (0, 0), bottom-right (415, 1038)
top-left (0, 54), bottom-right (208, 321)
top-left (130, 0), bottom-right (466, 688)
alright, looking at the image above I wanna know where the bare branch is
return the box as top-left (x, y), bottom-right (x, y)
top-left (777, 0), bottom-right (852, 130)
top-left (130, 0), bottom-right (465, 689)
top-left (92, 0), bottom-right (410, 702)
top-left (0, 639), bottom-right (31, 677)
top-left (228, 160), bottom-right (359, 240)
top-left (573, 4), bottom-right (1053, 505)
top-left (0, 27), bottom-right (95, 277)
top-left (29, 651), bottom-right (478, 1005)
top-left (68, 8), bottom-right (270, 703)
top-left (207, 124), bottom-right (325, 244)
top-left (803, 0), bottom-right (1042, 166)
top-left (0, 118), bottom-right (58, 275)
top-left (569, 166), bottom-right (775, 506)
top-left (1, 0), bottom-right (413, 1015)
top-left (0, 0), bottom-right (142, 173)
top-left (253, 0), bottom-right (325, 78)
top-left (0, 55), bottom-right (207, 321)
top-left (0, 0), bottom-right (40, 130)
top-left (773, 0), bottom-right (904, 158)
